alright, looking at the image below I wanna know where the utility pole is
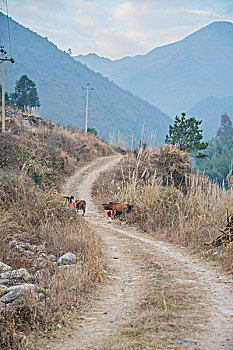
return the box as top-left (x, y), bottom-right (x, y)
top-left (82, 83), bottom-right (93, 134)
top-left (131, 129), bottom-right (134, 152)
top-left (0, 46), bottom-right (14, 132)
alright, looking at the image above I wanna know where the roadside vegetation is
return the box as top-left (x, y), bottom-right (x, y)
top-left (196, 113), bottom-right (233, 184)
top-left (93, 144), bottom-right (233, 273)
top-left (0, 108), bottom-right (112, 349)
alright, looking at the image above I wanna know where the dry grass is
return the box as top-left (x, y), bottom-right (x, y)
top-left (0, 171), bottom-right (105, 350)
top-left (93, 146), bottom-right (233, 272)
top-left (0, 111), bottom-right (111, 349)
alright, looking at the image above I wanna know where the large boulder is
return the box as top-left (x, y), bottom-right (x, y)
top-left (0, 284), bottom-right (36, 304)
top-left (0, 268), bottom-right (33, 282)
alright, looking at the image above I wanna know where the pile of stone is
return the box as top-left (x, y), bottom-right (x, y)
top-left (21, 114), bottom-right (47, 126)
top-left (0, 240), bottom-right (82, 310)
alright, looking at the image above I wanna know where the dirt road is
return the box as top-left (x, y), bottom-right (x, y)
top-left (42, 155), bottom-right (233, 350)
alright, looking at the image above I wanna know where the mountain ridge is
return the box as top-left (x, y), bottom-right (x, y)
top-left (0, 12), bottom-right (171, 146)
top-left (75, 21), bottom-right (233, 122)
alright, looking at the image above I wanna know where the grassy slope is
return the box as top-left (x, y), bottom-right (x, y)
top-left (0, 109), bottom-right (112, 349)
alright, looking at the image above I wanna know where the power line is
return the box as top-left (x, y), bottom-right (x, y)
top-left (1, 0), bottom-right (12, 55)
top-left (5, 0), bottom-right (12, 56)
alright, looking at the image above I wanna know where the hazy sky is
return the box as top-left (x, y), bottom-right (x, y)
top-left (2, 0), bottom-right (233, 59)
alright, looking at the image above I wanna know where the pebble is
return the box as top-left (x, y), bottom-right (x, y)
top-left (176, 338), bottom-right (200, 345)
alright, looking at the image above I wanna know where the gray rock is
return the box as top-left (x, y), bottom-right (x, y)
top-left (0, 289), bottom-right (23, 304)
top-left (0, 261), bottom-right (12, 273)
top-left (0, 279), bottom-right (10, 286)
top-left (0, 285), bottom-right (9, 297)
top-left (37, 244), bottom-right (46, 252)
top-left (0, 284), bottom-right (36, 304)
top-left (37, 293), bottom-right (45, 301)
top-left (0, 268), bottom-right (33, 282)
top-left (38, 252), bottom-right (47, 258)
top-left (172, 279), bottom-right (201, 285)
top-left (9, 241), bottom-right (31, 252)
top-left (35, 257), bottom-right (44, 262)
top-left (48, 254), bottom-right (57, 262)
top-left (8, 284), bottom-right (36, 292)
top-left (176, 338), bottom-right (200, 345)
top-left (58, 252), bottom-right (77, 265)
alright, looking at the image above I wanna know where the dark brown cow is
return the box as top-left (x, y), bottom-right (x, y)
top-left (102, 202), bottom-right (134, 217)
top-left (76, 200), bottom-right (86, 216)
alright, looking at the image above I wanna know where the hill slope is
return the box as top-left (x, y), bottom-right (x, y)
top-left (76, 21), bottom-right (233, 117)
top-left (0, 12), bottom-right (171, 146)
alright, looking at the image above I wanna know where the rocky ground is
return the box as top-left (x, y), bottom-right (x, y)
top-left (0, 242), bottom-right (82, 308)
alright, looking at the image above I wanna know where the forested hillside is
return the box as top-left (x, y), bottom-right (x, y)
top-left (0, 12), bottom-right (171, 146)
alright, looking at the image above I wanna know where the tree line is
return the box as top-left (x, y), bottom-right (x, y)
top-left (195, 113), bottom-right (233, 184)
top-left (1, 74), bottom-right (40, 112)
top-left (165, 112), bottom-right (233, 185)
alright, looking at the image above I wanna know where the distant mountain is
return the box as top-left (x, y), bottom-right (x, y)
top-left (0, 12), bottom-right (171, 146)
top-left (187, 96), bottom-right (233, 140)
top-left (75, 21), bottom-right (233, 117)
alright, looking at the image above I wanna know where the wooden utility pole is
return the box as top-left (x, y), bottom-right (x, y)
top-left (131, 129), bottom-right (134, 152)
top-left (82, 83), bottom-right (93, 134)
top-left (0, 47), bottom-right (14, 132)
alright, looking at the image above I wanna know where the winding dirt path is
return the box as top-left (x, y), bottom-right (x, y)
top-left (42, 155), bottom-right (233, 350)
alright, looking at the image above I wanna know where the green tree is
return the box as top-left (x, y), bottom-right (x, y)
top-left (216, 113), bottom-right (233, 143)
top-left (10, 75), bottom-right (40, 111)
top-left (196, 114), bottom-right (233, 184)
top-left (165, 113), bottom-right (208, 158)
top-left (87, 127), bottom-right (98, 136)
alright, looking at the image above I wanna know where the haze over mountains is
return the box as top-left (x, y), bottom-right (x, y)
top-left (0, 12), bottom-right (171, 146)
top-left (187, 96), bottom-right (233, 140)
top-left (76, 21), bottom-right (233, 138)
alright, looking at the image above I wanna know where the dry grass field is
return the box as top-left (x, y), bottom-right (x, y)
top-left (93, 145), bottom-right (233, 273)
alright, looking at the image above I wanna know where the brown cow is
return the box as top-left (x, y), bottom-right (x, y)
top-left (67, 199), bottom-right (77, 210)
top-left (58, 195), bottom-right (74, 206)
top-left (102, 202), bottom-right (134, 217)
top-left (76, 200), bottom-right (86, 216)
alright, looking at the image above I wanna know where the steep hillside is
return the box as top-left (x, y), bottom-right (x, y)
top-left (76, 21), bottom-right (233, 117)
top-left (187, 96), bottom-right (233, 140)
top-left (0, 12), bottom-right (171, 146)
top-left (0, 109), bottom-right (110, 348)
